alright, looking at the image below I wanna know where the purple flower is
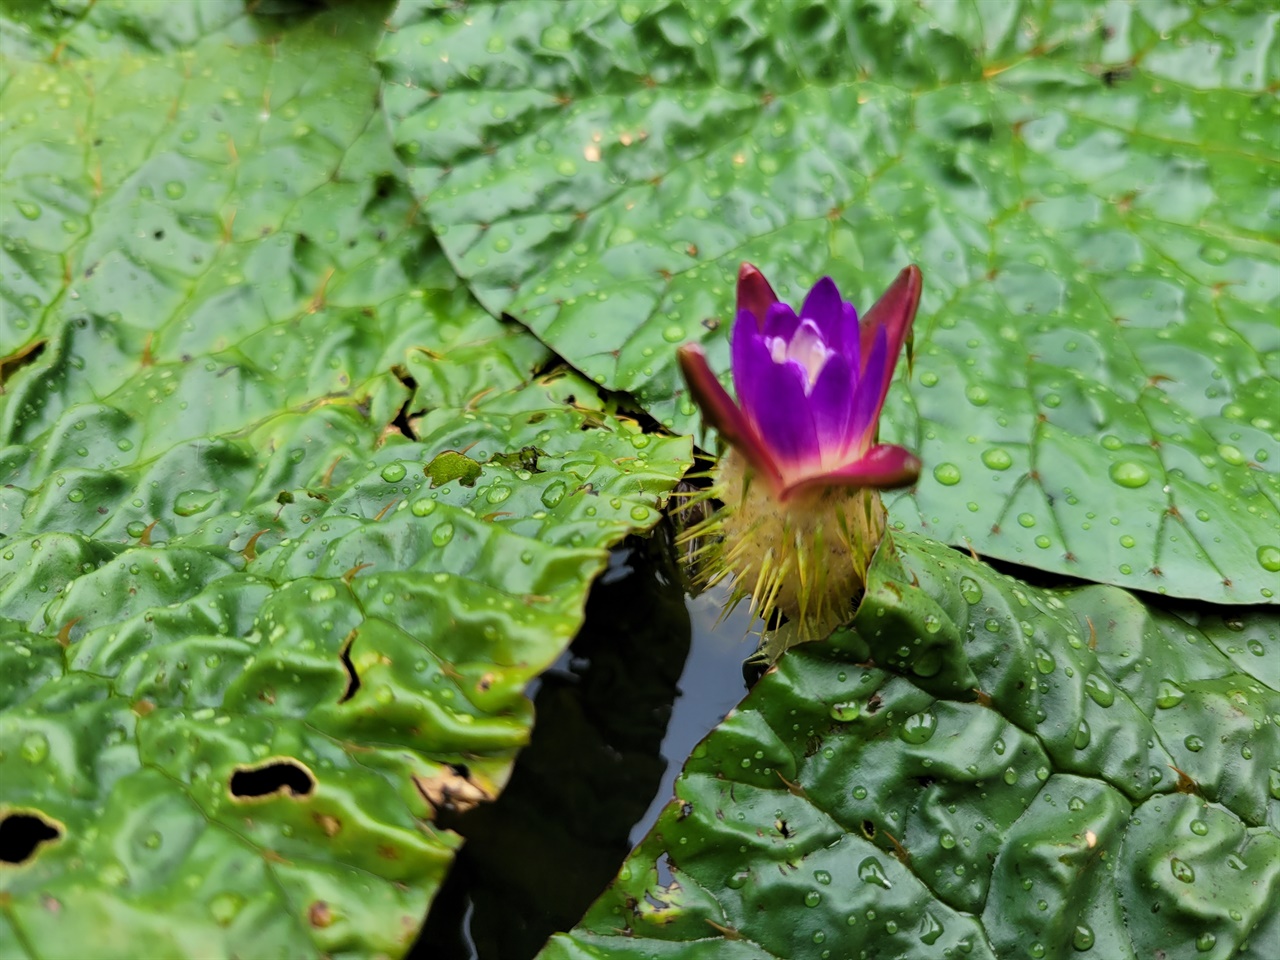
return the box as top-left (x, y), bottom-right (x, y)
top-left (679, 263), bottom-right (923, 501)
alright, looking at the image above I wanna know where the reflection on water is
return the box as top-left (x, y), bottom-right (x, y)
top-left (411, 526), bottom-right (757, 960)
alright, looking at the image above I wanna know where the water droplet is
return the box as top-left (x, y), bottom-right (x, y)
top-left (933, 462), bottom-right (961, 485)
top-left (209, 892), bottom-right (244, 927)
top-left (486, 484), bottom-right (511, 504)
top-left (965, 384), bottom-right (989, 406)
top-left (830, 702), bottom-right (859, 722)
top-left (541, 480), bottom-right (567, 508)
top-left (1084, 673), bottom-right (1115, 707)
top-left (1184, 735), bottom-right (1204, 753)
top-left (1003, 767), bottom-right (1017, 785)
top-left (411, 499), bottom-right (436, 517)
top-left (661, 324), bottom-right (685, 342)
top-left (1189, 819), bottom-right (1208, 836)
top-left (959, 577), bottom-right (983, 604)
top-left (899, 709), bottom-right (937, 744)
top-left (1071, 923), bottom-right (1094, 951)
top-left (1017, 512), bottom-right (1036, 528)
top-left (993, 738), bottom-right (1006, 755)
top-left (982, 447), bottom-right (1013, 470)
top-left (1034, 648), bottom-right (1056, 674)
top-left (919, 913), bottom-right (944, 945)
top-left (1217, 443), bottom-right (1245, 466)
top-left (431, 522), bottom-right (455, 547)
top-left (1100, 435), bottom-right (1123, 450)
top-left (67, 488), bottom-right (85, 503)
top-left (164, 180), bottom-right (186, 199)
top-left (1170, 858), bottom-right (1195, 883)
top-left (380, 462), bottom-right (407, 483)
top-left (21, 732), bottom-right (48, 764)
top-left (814, 870), bottom-right (832, 885)
top-left (1109, 461), bottom-right (1150, 488)
top-left (174, 489), bottom-right (217, 517)
top-left (1156, 680), bottom-right (1185, 709)
top-left (939, 832), bottom-right (956, 849)
top-left (919, 371), bottom-right (939, 387)
top-left (1196, 933), bottom-right (1216, 952)
top-left (630, 505), bottom-right (650, 522)
top-left (804, 890), bottom-right (822, 907)
top-left (1257, 545), bottom-right (1280, 572)
top-left (726, 869), bottom-right (749, 889)
top-left (857, 856), bottom-right (892, 889)
top-left (1074, 720), bottom-right (1091, 749)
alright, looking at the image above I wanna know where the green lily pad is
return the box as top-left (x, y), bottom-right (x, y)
top-left (0, 14), bottom-right (689, 958)
top-left (378, 0), bottom-right (1280, 604)
top-left (540, 531), bottom-right (1280, 960)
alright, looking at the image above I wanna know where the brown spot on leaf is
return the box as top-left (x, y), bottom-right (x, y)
top-left (413, 764), bottom-right (492, 819)
top-left (313, 813), bottom-right (341, 837)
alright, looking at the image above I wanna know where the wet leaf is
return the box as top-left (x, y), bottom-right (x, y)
top-left (542, 532), bottom-right (1280, 960)
top-left (0, 11), bottom-right (690, 957)
top-left (380, 0), bottom-right (1280, 604)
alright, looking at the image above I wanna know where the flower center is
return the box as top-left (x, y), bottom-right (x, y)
top-left (767, 319), bottom-right (832, 393)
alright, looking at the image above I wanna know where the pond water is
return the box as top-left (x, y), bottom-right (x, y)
top-left (411, 529), bottom-right (757, 959)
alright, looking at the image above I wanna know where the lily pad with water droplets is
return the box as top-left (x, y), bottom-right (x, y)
top-left (540, 531), bottom-right (1280, 960)
top-left (378, 0), bottom-right (1280, 604)
top-left (0, 10), bottom-right (690, 957)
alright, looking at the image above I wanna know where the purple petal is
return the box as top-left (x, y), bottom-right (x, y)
top-left (731, 308), bottom-right (764, 407)
top-left (800, 276), bottom-right (845, 354)
top-left (780, 443), bottom-right (921, 500)
top-left (737, 262), bottom-right (778, 328)
top-left (735, 332), bottom-right (819, 471)
top-left (762, 302), bottom-right (799, 342)
top-left (859, 265), bottom-right (922, 402)
top-left (678, 343), bottom-right (783, 489)
top-left (847, 325), bottom-right (887, 448)
top-left (808, 352), bottom-right (854, 460)
top-left (840, 302), bottom-right (860, 373)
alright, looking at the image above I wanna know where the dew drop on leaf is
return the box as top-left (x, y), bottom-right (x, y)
top-left (857, 856), bottom-right (892, 889)
top-left (932, 462), bottom-right (961, 485)
top-left (1084, 673), bottom-right (1115, 707)
top-left (1109, 461), bottom-right (1150, 488)
top-left (981, 447), bottom-right (1012, 470)
top-left (1071, 924), bottom-right (1094, 951)
top-left (1170, 858), bottom-right (1195, 883)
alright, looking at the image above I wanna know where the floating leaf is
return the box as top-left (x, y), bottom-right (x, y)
top-left (542, 532), bottom-right (1280, 960)
top-left (0, 13), bottom-right (690, 957)
top-left (379, 0), bottom-right (1280, 603)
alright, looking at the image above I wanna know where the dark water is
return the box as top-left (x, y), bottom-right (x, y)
top-left (411, 526), bottom-right (756, 959)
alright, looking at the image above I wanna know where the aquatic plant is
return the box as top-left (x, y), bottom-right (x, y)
top-left (678, 264), bottom-right (923, 643)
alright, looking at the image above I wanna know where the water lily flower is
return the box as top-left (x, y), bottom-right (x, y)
top-left (676, 263), bottom-right (924, 650)
top-left (678, 263), bottom-right (922, 501)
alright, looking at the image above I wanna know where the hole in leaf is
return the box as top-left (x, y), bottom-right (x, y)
top-left (338, 630), bottom-right (360, 704)
top-left (229, 759), bottom-right (315, 800)
top-left (0, 811), bottom-right (62, 864)
top-left (388, 363), bottom-right (420, 441)
top-left (861, 819), bottom-right (876, 840)
top-left (0, 339), bottom-right (47, 384)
